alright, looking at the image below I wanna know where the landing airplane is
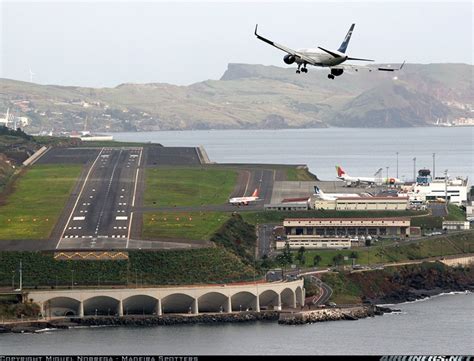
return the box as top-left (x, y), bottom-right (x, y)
top-left (255, 23), bottom-right (405, 79)
top-left (229, 188), bottom-right (260, 206)
top-left (313, 186), bottom-right (361, 200)
top-left (336, 165), bottom-right (402, 186)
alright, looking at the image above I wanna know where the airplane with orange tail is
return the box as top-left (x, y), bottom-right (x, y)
top-left (229, 188), bottom-right (260, 206)
top-left (336, 165), bottom-right (402, 186)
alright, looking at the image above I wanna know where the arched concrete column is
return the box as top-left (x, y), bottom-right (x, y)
top-left (225, 297), bottom-right (232, 313)
top-left (118, 300), bottom-right (123, 317)
top-left (79, 301), bottom-right (84, 317)
top-left (296, 286), bottom-right (304, 307)
top-left (192, 299), bottom-right (199, 315)
top-left (156, 299), bottom-right (162, 316)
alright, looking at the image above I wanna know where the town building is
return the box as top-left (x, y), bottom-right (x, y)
top-left (314, 196), bottom-right (409, 211)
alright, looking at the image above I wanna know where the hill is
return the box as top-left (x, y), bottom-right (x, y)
top-left (0, 63), bottom-right (471, 132)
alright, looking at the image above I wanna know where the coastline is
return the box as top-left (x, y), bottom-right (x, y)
top-left (1, 289), bottom-right (472, 333)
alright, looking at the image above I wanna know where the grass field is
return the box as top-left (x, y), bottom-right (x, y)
top-left (0, 164), bottom-right (82, 240)
top-left (446, 204), bottom-right (466, 221)
top-left (285, 166), bottom-right (318, 181)
top-left (295, 231), bottom-right (474, 268)
top-left (142, 211), bottom-right (231, 241)
top-left (144, 167), bottom-right (237, 207)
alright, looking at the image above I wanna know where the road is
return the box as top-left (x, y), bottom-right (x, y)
top-left (55, 147), bottom-right (143, 249)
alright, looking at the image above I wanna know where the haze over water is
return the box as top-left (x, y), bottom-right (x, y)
top-left (111, 127), bottom-right (474, 182)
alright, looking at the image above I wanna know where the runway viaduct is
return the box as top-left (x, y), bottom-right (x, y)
top-left (26, 280), bottom-right (304, 317)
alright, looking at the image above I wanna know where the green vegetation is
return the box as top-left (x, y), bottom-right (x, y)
top-left (241, 209), bottom-right (428, 225)
top-left (75, 140), bottom-right (153, 148)
top-left (286, 167), bottom-right (318, 181)
top-left (445, 204), bottom-right (466, 221)
top-left (0, 249), bottom-right (257, 287)
top-left (297, 231), bottom-right (474, 268)
top-left (144, 167), bottom-right (237, 207)
top-left (411, 215), bottom-right (443, 230)
top-left (0, 164), bottom-right (82, 240)
top-left (143, 211), bottom-right (231, 241)
top-left (322, 262), bottom-right (474, 304)
top-left (210, 214), bottom-right (256, 265)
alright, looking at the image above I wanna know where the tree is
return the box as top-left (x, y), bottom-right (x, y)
top-left (283, 242), bottom-right (293, 264)
top-left (296, 246), bottom-right (306, 264)
top-left (332, 253), bottom-right (344, 267)
top-left (350, 252), bottom-right (358, 260)
top-left (313, 254), bottom-right (322, 266)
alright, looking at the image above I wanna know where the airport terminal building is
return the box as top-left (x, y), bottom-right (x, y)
top-left (314, 196), bottom-right (409, 211)
top-left (276, 217), bottom-right (411, 249)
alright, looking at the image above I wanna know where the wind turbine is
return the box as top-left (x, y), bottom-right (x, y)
top-left (29, 67), bottom-right (35, 83)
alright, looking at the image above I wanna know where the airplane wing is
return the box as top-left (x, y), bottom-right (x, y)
top-left (254, 25), bottom-right (318, 65)
top-left (331, 61), bottom-right (405, 73)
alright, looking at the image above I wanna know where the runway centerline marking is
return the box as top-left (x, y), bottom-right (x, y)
top-left (56, 148), bottom-right (104, 249)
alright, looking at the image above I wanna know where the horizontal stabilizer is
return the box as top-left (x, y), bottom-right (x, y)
top-left (318, 46), bottom-right (342, 58)
top-left (347, 56), bottom-right (374, 62)
top-left (378, 61), bottom-right (406, 72)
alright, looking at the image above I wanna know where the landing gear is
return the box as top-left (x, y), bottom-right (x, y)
top-left (328, 74), bottom-right (335, 79)
top-left (296, 70), bottom-right (301, 74)
top-left (301, 67), bottom-right (308, 73)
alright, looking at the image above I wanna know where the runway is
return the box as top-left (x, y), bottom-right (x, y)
top-left (55, 147), bottom-right (143, 249)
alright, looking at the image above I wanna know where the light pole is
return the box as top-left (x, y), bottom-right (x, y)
top-left (71, 269), bottom-right (74, 289)
top-left (11, 271), bottom-right (15, 290)
top-left (386, 167), bottom-right (389, 183)
top-left (19, 260), bottom-right (22, 291)
top-left (432, 153), bottom-right (436, 178)
top-left (413, 157), bottom-right (417, 183)
top-left (396, 152), bottom-right (399, 179)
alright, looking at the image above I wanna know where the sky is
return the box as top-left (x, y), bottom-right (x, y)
top-left (0, 1), bottom-right (472, 87)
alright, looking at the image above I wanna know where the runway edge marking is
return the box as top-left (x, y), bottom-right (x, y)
top-left (127, 147), bottom-right (143, 248)
top-left (55, 147), bottom-right (104, 249)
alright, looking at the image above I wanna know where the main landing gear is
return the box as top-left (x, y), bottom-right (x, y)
top-left (327, 74), bottom-right (335, 79)
top-left (296, 65), bottom-right (308, 74)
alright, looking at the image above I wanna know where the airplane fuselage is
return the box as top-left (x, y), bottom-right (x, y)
top-left (295, 49), bottom-right (347, 67)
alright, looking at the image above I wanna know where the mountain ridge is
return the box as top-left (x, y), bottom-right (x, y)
top-left (0, 63), bottom-right (471, 132)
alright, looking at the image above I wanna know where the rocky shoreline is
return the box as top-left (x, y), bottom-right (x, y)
top-left (0, 306), bottom-right (401, 333)
top-left (278, 305), bottom-right (397, 325)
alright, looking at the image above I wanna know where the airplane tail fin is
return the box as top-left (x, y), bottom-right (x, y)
top-left (338, 23), bottom-right (355, 53)
top-left (336, 165), bottom-right (346, 177)
top-left (251, 188), bottom-right (259, 198)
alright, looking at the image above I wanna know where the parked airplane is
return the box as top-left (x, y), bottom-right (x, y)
top-left (313, 186), bottom-right (361, 200)
top-left (229, 188), bottom-right (260, 206)
top-left (255, 23), bottom-right (405, 79)
top-left (336, 166), bottom-right (402, 186)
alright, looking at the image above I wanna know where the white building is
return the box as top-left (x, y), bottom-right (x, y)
top-left (412, 177), bottom-right (468, 205)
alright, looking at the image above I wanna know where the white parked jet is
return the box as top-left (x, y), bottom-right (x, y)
top-left (229, 188), bottom-right (260, 206)
top-left (255, 23), bottom-right (405, 79)
top-left (336, 165), bottom-right (402, 186)
top-left (313, 186), bottom-right (361, 200)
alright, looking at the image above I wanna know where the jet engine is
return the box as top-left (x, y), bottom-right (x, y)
top-left (283, 54), bottom-right (296, 64)
top-left (331, 68), bottom-right (344, 76)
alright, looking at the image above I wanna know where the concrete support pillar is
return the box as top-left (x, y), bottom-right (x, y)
top-left (79, 301), bottom-right (84, 318)
top-left (224, 297), bottom-right (232, 313)
top-left (276, 294), bottom-right (282, 311)
top-left (192, 298), bottom-right (199, 314)
top-left (255, 294), bottom-right (260, 312)
top-left (117, 300), bottom-right (123, 317)
top-left (156, 299), bottom-right (162, 316)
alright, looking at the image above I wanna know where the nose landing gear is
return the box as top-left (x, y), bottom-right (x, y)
top-left (328, 74), bottom-right (335, 79)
